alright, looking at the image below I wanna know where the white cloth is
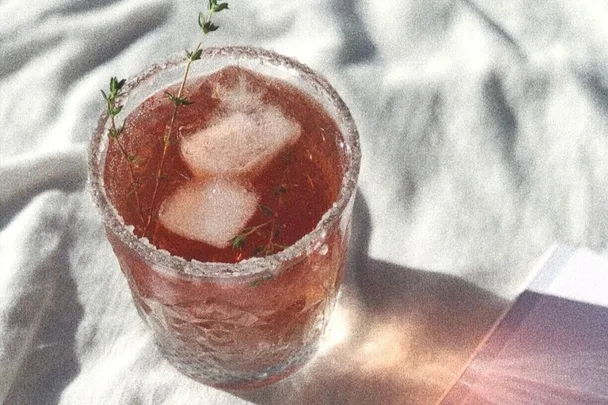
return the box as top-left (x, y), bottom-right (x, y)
top-left (2, 0), bottom-right (608, 403)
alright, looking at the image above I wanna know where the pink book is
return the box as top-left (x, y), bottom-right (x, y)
top-left (439, 246), bottom-right (608, 405)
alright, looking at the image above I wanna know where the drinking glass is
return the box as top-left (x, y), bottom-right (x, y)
top-left (88, 47), bottom-right (361, 389)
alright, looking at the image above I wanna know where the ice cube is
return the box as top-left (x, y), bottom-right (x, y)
top-left (158, 178), bottom-right (258, 248)
top-left (180, 106), bottom-right (301, 178)
top-left (212, 68), bottom-right (263, 113)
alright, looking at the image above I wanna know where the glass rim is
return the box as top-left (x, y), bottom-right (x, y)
top-left (88, 46), bottom-right (361, 281)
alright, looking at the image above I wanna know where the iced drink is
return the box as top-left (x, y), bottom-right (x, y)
top-left (89, 47), bottom-right (360, 389)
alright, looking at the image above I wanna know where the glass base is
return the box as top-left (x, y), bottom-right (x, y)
top-left (160, 341), bottom-right (318, 390)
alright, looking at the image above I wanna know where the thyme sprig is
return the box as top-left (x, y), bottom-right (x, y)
top-left (230, 204), bottom-right (288, 257)
top-left (142, 0), bottom-right (229, 237)
top-left (102, 1), bottom-right (229, 238)
top-left (102, 77), bottom-right (144, 223)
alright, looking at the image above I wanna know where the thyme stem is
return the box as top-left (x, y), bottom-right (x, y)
top-left (142, 41), bottom-right (202, 238)
top-left (142, 0), bottom-right (229, 239)
top-left (103, 0), bottom-right (229, 241)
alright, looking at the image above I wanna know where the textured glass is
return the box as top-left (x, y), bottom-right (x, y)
top-left (88, 47), bottom-right (360, 389)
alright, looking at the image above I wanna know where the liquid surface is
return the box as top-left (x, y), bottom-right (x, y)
top-left (104, 66), bottom-right (343, 263)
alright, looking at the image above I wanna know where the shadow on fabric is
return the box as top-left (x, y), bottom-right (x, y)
top-left (234, 190), bottom-right (507, 405)
top-left (4, 233), bottom-right (85, 405)
top-left (330, 0), bottom-right (378, 66)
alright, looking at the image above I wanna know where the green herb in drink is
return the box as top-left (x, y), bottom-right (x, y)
top-left (101, 0), bottom-right (230, 237)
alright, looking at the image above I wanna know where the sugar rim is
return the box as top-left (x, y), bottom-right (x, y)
top-left (88, 46), bottom-right (361, 281)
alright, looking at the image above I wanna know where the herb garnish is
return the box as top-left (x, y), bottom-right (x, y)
top-left (230, 204), bottom-right (288, 257)
top-left (102, 0), bottom-right (229, 238)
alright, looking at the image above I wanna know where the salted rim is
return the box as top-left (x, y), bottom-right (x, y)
top-left (88, 46), bottom-right (361, 281)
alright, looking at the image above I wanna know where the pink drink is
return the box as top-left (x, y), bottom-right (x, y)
top-left (89, 47), bottom-right (360, 388)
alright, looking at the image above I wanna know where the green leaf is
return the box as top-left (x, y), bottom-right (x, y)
top-left (274, 185), bottom-right (287, 197)
top-left (101, 89), bottom-right (108, 101)
top-left (213, 2), bottom-right (229, 12)
top-left (231, 234), bottom-right (246, 250)
top-left (110, 105), bottom-right (123, 116)
top-left (258, 204), bottom-right (275, 217)
top-left (187, 48), bottom-right (203, 61)
top-left (198, 11), bottom-right (206, 29)
top-left (107, 128), bottom-right (119, 139)
top-left (165, 91), bottom-right (194, 106)
top-left (109, 77), bottom-right (125, 94)
top-left (253, 246), bottom-right (267, 257)
top-left (202, 21), bottom-right (219, 34)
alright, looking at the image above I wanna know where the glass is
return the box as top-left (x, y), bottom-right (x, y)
top-left (88, 47), bottom-right (361, 389)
